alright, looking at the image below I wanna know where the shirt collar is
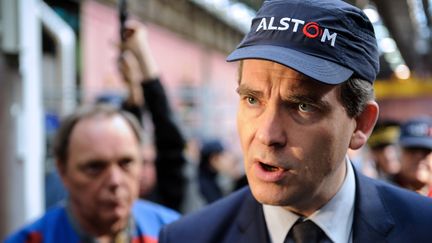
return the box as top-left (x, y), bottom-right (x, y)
top-left (263, 157), bottom-right (356, 243)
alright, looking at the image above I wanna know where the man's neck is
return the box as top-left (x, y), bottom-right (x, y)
top-left (66, 202), bottom-right (130, 241)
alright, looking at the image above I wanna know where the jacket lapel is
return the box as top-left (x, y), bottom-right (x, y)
top-left (223, 188), bottom-right (270, 243)
top-left (352, 170), bottom-right (395, 243)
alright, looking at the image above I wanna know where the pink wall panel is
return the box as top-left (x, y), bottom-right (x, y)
top-left (82, 0), bottom-right (240, 149)
top-left (82, 0), bottom-right (125, 102)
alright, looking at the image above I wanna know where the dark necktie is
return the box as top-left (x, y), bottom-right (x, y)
top-left (285, 220), bottom-right (327, 243)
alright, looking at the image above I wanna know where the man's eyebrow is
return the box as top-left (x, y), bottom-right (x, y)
top-left (282, 94), bottom-right (331, 108)
top-left (80, 159), bottom-right (106, 166)
top-left (236, 85), bottom-right (264, 99)
top-left (290, 95), bottom-right (331, 108)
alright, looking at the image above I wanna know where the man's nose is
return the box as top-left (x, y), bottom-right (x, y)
top-left (106, 165), bottom-right (124, 189)
top-left (256, 105), bottom-right (287, 147)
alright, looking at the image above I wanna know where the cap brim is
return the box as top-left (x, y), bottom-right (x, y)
top-left (400, 137), bottom-right (432, 149)
top-left (227, 45), bottom-right (353, 84)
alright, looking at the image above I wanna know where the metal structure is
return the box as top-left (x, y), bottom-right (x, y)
top-left (372, 0), bottom-right (432, 78)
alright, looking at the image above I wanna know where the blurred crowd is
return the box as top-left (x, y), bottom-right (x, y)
top-left (350, 117), bottom-right (432, 196)
top-left (5, 22), bottom-right (247, 242)
top-left (44, 23), bottom-right (247, 214)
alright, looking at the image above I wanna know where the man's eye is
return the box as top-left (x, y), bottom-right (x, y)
top-left (298, 103), bottom-right (314, 112)
top-left (247, 96), bottom-right (258, 105)
top-left (83, 163), bottom-right (105, 175)
top-left (119, 158), bottom-right (134, 169)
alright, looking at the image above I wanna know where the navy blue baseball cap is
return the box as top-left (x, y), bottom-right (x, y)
top-left (399, 117), bottom-right (432, 149)
top-left (227, 0), bottom-right (379, 84)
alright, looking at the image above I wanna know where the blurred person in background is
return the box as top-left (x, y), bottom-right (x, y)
top-left (367, 121), bottom-right (401, 181)
top-left (198, 139), bottom-right (243, 204)
top-left (137, 142), bottom-right (157, 198)
top-left (394, 117), bottom-right (432, 196)
top-left (44, 23), bottom-right (187, 213)
top-left (5, 104), bottom-right (179, 242)
top-left (118, 22), bottom-right (187, 211)
top-left (347, 147), bottom-right (377, 178)
top-left (198, 139), bottom-right (225, 203)
top-left (180, 138), bottom-right (207, 213)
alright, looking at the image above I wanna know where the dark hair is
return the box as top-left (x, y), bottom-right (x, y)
top-left (199, 139), bottom-right (225, 171)
top-left (340, 77), bottom-right (374, 118)
top-left (53, 104), bottom-right (142, 165)
top-left (238, 61), bottom-right (374, 118)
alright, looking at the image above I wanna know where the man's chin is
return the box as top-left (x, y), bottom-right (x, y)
top-left (102, 207), bottom-right (130, 226)
top-left (250, 183), bottom-right (290, 206)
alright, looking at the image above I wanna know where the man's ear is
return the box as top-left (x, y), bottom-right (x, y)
top-left (349, 101), bottom-right (379, 150)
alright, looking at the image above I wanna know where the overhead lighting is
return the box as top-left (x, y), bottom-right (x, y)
top-left (379, 37), bottom-right (397, 53)
top-left (363, 7), bottom-right (380, 23)
top-left (394, 64), bottom-right (411, 80)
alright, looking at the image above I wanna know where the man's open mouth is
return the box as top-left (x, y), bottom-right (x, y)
top-left (260, 162), bottom-right (281, 172)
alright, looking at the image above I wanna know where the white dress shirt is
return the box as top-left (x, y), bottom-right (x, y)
top-left (263, 157), bottom-right (356, 243)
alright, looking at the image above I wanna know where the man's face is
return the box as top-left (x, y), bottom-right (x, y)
top-left (237, 59), bottom-right (358, 215)
top-left (400, 147), bottom-right (432, 187)
top-left (139, 144), bottom-right (156, 198)
top-left (373, 144), bottom-right (400, 175)
top-left (59, 114), bottom-right (142, 233)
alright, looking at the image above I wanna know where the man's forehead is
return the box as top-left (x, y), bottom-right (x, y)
top-left (70, 114), bottom-right (134, 144)
top-left (242, 59), bottom-right (315, 82)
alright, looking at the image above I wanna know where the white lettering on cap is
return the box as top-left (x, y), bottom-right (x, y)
top-left (255, 17), bottom-right (338, 47)
top-left (321, 29), bottom-right (337, 47)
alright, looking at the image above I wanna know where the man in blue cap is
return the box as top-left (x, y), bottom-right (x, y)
top-left (394, 117), bottom-right (432, 196)
top-left (160, 1), bottom-right (432, 242)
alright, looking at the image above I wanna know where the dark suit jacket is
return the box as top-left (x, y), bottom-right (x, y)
top-left (159, 169), bottom-right (432, 243)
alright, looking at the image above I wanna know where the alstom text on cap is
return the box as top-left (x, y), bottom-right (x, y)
top-left (255, 17), bottom-right (338, 47)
